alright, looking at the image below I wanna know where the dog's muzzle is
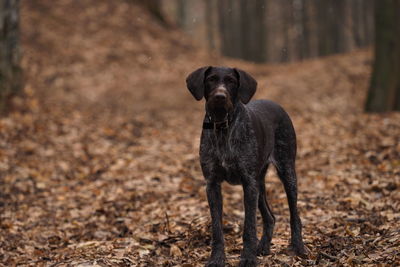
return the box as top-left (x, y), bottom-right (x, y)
top-left (208, 86), bottom-right (231, 109)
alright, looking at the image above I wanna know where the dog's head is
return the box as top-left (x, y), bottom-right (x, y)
top-left (186, 66), bottom-right (257, 120)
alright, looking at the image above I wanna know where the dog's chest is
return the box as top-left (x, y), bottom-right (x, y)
top-left (201, 134), bottom-right (255, 185)
top-left (212, 147), bottom-right (243, 184)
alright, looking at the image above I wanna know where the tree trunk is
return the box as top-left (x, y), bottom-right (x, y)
top-left (140, 0), bottom-right (168, 25)
top-left (240, 0), bottom-right (266, 62)
top-left (301, 0), bottom-right (317, 58)
top-left (365, 0), bottom-right (400, 112)
top-left (337, 0), bottom-right (355, 53)
top-left (363, 0), bottom-right (375, 46)
top-left (205, 0), bottom-right (216, 50)
top-left (0, 0), bottom-right (21, 112)
top-left (176, 0), bottom-right (186, 29)
top-left (316, 0), bottom-right (332, 56)
top-left (218, 0), bottom-right (233, 57)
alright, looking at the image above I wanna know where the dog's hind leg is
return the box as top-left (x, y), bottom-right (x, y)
top-left (275, 164), bottom-right (307, 256)
top-left (273, 121), bottom-right (307, 257)
top-left (256, 164), bottom-right (275, 256)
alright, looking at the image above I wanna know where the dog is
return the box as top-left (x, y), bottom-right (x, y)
top-left (186, 66), bottom-right (307, 267)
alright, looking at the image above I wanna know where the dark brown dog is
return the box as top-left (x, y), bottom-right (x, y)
top-left (186, 66), bottom-right (307, 267)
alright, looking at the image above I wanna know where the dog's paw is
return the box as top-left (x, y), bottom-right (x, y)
top-left (206, 256), bottom-right (225, 267)
top-left (256, 239), bottom-right (271, 256)
top-left (288, 243), bottom-right (310, 258)
top-left (238, 256), bottom-right (257, 267)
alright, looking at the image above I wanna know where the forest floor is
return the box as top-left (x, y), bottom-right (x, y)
top-left (1, 1), bottom-right (399, 266)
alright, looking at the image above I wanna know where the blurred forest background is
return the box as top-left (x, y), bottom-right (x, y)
top-left (161, 0), bottom-right (374, 62)
top-left (0, 0), bottom-right (399, 266)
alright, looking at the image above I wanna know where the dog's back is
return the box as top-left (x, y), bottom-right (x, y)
top-left (246, 99), bottom-right (297, 167)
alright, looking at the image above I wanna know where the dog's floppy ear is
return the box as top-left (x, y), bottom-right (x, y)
top-left (186, 66), bottom-right (211, 101)
top-left (234, 68), bottom-right (257, 104)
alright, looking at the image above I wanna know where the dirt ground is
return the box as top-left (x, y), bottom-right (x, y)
top-left (0, 1), bottom-right (399, 266)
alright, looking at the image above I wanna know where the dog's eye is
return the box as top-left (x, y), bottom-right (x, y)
top-left (225, 77), bottom-right (236, 84)
top-left (206, 76), bottom-right (218, 83)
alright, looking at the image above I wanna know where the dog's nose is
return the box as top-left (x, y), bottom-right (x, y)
top-left (215, 93), bottom-right (226, 101)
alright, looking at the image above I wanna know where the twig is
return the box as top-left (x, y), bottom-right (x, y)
top-left (165, 211), bottom-right (171, 234)
top-left (319, 251), bottom-right (339, 261)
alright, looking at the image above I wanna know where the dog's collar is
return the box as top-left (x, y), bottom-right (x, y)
top-left (203, 114), bottom-right (230, 130)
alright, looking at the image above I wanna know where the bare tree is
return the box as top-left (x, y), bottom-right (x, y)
top-left (139, 0), bottom-right (168, 25)
top-left (205, 0), bottom-right (217, 50)
top-left (0, 0), bottom-right (21, 111)
top-left (365, 0), bottom-right (400, 112)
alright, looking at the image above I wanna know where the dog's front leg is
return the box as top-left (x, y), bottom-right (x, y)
top-left (240, 179), bottom-right (258, 267)
top-left (206, 181), bottom-right (225, 267)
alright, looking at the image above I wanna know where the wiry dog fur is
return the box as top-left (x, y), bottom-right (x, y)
top-left (186, 66), bottom-right (307, 267)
